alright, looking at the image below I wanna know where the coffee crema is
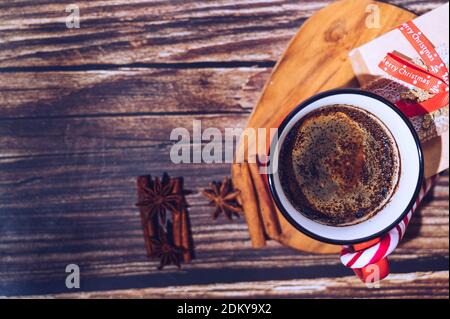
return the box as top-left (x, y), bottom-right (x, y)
top-left (279, 104), bottom-right (400, 226)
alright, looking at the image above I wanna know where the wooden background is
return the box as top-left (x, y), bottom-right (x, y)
top-left (0, 0), bottom-right (448, 298)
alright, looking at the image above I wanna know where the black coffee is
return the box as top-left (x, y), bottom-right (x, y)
top-left (279, 104), bottom-right (400, 226)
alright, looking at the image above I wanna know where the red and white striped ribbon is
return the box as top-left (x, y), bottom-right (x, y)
top-left (340, 175), bottom-right (439, 269)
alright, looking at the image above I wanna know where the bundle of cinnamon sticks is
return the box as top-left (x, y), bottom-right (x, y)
top-left (231, 162), bottom-right (280, 248)
top-left (136, 174), bottom-right (195, 264)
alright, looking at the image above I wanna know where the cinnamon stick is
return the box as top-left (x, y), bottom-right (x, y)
top-left (248, 162), bottom-right (281, 239)
top-left (171, 178), bottom-right (183, 248)
top-left (180, 205), bottom-right (194, 262)
top-left (172, 177), bottom-right (193, 263)
top-left (231, 163), bottom-right (266, 247)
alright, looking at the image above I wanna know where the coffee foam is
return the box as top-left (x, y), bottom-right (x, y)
top-left (279, 104), bottom-right (400, 226)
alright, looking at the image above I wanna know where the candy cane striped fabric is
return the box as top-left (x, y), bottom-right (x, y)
top-left (340, 175), bottom-right (439, 269)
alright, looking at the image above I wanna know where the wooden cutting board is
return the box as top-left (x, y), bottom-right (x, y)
top-left (231, 0), bottom-right (416, 254)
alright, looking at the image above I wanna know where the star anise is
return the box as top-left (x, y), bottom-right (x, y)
top-left (136, 173), bottom-right (183, 227)
top-left (150, 231), bottom-right (184, 270)
top-left (202, 177), bottom-right (242, 220)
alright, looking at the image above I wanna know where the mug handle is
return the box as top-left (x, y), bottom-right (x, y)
top-left (351, 239), bottom-right (390, 283)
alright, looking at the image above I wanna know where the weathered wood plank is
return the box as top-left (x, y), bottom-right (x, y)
top-left (14, 271), bottom-right (449, 298)
top-left (0, 114), bottom-right (249, 157)
top-left (0, 68), bottom-right (270, 117)
top-left (0, 1), bottom-right (446, 67)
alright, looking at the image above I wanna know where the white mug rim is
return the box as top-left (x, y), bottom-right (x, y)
top-left (267, 89), bottom-right (424, 245)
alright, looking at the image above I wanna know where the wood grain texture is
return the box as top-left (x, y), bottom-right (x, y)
top-left (0, 69), bottom-right (266, 117)
top-left (0, 0), bottom-right (448, 298)
top-left (0, 0), bottom-right (447, 68)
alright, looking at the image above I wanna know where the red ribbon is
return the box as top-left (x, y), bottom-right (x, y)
top-left (378, 21), bottom-right (449, 117)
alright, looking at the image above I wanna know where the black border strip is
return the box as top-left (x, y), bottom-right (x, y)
top-left (267, 88), bottom-right (424, 245)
